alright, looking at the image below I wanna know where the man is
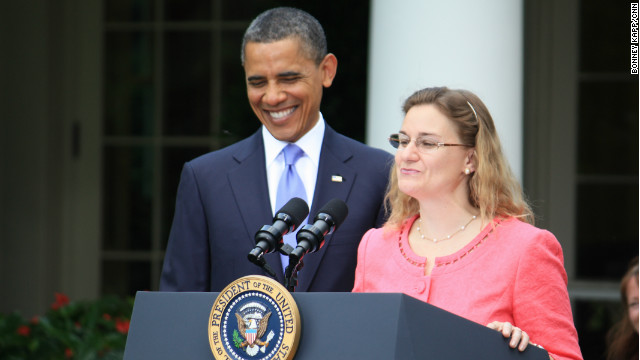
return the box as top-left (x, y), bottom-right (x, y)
top-left (160, 7), bottom-right (392, 292)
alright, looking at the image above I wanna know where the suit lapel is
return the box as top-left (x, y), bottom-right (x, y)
top-left (227, 131), bottom-right (285, 283)
top-left (296, 126), bottom-right (356, 291)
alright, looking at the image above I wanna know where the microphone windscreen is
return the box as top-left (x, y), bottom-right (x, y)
top-left (317, 198), bottom-right (349, 228)
top-left (277, 197), bottom-right (310, 227)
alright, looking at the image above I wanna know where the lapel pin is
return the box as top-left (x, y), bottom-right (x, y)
top-left (331, 175), bottom-right (343, 183)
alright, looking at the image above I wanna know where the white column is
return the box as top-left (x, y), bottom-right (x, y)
top-left (366, 0), bottom-right (524, 179)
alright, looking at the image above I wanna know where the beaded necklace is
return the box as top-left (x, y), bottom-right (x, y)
top-left (398, 216), bottom-right (498, 269)
top-left (416, 215), bottom-right (477, 243)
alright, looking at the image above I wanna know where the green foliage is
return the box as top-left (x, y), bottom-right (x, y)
top-left (233, 329), bottom-right (243, 349)
top-left (0, 293), bottom-right (133, 360)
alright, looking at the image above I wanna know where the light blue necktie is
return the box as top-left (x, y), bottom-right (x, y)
top-left (275, 144), bottom-right (307, 273)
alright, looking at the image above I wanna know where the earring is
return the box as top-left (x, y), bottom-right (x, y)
top-left (464, 168), bottom-right (470, 175)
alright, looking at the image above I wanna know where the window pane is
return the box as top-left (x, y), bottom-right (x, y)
top-left (574, 299), bottom-right (620, 360)
top-left (577, 81), bottom-right (639, 175)
top-left (105, 31), bottom-right (155, 136)
top-left (576, 183), bottom-right (639, 280)
top-left (102, 260), bottom-right (151, 296)
top-left (222, 1), bottom-right (281, 20)
top-left (220, 30), bottom-right (259, 145)
top-left (312, 5), bottom-right (370, 142)
top-left (163, 31), bottom-right (211, 136)
top-left (579, 1), bottom-right (629, 73)
top-left (161, 146), bottom-right (210, 246)
top-left (103, 146), bottom-right (154, 251)
top-left (105, 0), bottom-right (155, 22)
top-left (164, 0), bottom-right (211, 21)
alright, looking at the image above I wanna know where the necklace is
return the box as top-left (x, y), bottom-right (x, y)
top-left (416, 215), bottom-right (477, 243)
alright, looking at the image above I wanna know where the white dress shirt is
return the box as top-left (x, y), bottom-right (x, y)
top-left (263, 112), bottom-right (324, 215)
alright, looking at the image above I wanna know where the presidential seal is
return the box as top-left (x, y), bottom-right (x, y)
top-left (208, 275), bottom-right (300, 360)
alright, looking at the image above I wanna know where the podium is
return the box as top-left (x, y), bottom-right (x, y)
top-left (124, 291), bottom-right (548, 359)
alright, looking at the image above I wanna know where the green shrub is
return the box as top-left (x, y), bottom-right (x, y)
top-left (0, 293), bottom-right (133, 360)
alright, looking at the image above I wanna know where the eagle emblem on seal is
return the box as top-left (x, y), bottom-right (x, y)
top-left (234, 302), bottom-right (275, 356)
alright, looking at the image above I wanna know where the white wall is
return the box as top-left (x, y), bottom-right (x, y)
top-left (367, 0), bottom-right (524, 179)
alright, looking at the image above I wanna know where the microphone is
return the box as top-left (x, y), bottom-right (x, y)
top-left (247, 197), bottom-right (309, 264)
top-left (289, 198), bottom-right (348, 264)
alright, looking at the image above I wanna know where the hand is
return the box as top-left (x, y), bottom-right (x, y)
top-left (486, 321), bottom-right (530, 351)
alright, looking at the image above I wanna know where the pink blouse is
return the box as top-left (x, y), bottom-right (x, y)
top-left (352, 216), bottom-right (583, 360)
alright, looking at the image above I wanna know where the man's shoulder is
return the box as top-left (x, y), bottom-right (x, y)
top-left (187, 132), bottom-right (262, 168)
top-left (326, 129), bottom-right (393, 160)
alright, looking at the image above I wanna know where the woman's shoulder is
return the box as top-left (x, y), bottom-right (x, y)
top-left (362, 226), bottom-right (394, 243)
top-left (498, 217), bottom-right (556, 238)
top-left (496, 217), bottom-right (563, 256)
top-left (359, 224), bottom-right (404, 250)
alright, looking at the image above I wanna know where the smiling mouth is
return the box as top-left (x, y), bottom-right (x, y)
top-left (268, 106), bottom-right (297, 119)
top-left (400, 168), bottom-right (420, 175)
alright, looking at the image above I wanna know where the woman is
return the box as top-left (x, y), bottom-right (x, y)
top-left (606, 257), bottom-right (638, 360)
top-left (352, 87), bottom-right (583, 360)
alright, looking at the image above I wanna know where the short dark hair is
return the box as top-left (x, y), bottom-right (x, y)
top-left (241, 7), bottom-right (328, 65)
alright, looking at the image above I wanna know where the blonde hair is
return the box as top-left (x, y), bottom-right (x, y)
top-left (384, 86), bottom-right (534, 229)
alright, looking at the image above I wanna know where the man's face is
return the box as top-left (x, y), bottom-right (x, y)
top-left (243, 37), bottom-right (337, 143)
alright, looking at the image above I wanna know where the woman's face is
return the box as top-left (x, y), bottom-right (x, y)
top-left (395, 104), bottom-right (473, 202)
top-left (626, 275), bottom-right (639, 332)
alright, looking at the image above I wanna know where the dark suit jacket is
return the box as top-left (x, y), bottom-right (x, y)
top-left (160, 125), bottom-right (393, 292)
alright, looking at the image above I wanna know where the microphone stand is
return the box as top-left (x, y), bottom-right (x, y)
top-left (248, 255), bottom-right (278, 279)
top-left (282, 243), bottom-right (299, 292)
top-left (247, 242), bottom-right (303, 290)
top-left (284, 259), bottom-right (303, 292)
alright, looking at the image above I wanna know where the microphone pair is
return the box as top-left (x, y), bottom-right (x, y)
top-left (247, 197), bottom-right (349, 267)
